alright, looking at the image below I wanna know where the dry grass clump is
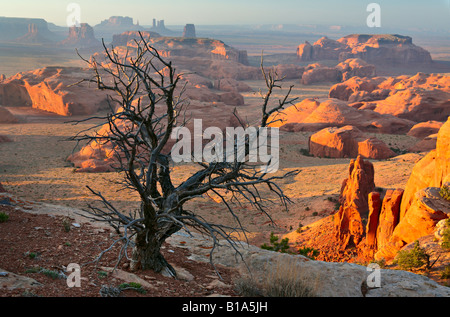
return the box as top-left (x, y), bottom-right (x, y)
top-left (234, 256), bottom-right (321, 297)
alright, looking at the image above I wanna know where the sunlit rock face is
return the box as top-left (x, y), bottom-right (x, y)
top-left (268, 98), bottom-right (414, 135)
top-left (329, 73), bottom-right (450, 123)
top-left (0, 67), bottom-right (109, 116)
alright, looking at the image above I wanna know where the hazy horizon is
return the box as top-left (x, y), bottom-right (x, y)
top-left (1, 0), bottom-right (449, 31)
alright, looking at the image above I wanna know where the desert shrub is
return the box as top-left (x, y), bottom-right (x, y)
top-left (297, 247), bottom-right (319, 260)
top-left (441, 224), bottom-right (450, 251)
top-left (440, 185), bottom-right (450, 201)
top-left (261, 232), bottom-right (291, 253)
top-left (394, 241), bottom-right (430, 271)
top-left (300, 149), bottom-right (313, 157)
top-left (234, 257), bottom-right (319, 297)
top-left (62, 217), bottom-right (71, 232)
top-left (441, 265), bottom-right (450, 280)
top-left (0, 212), bottom-right (9, 223)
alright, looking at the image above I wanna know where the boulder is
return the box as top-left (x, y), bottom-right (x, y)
top-left (309, 125), bottom-right (395, 159)
top-left (407, 134), bottom-right (438, 153)
top-left (336, 58), bottom-right (376, 81)
top-left (407, 121), bottom-right (444, 139)
top-left (301, 66), bottom-right (342, 85)
top-left (213, 78), bottom-right (252, 93)
top-left (0, 107), bottom-right (18, 123)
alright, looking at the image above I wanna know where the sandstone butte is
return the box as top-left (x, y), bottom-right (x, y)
top-left (268, 97), bottom-right (414, 134)
top-left (58, 23), bottom-right (101, 49)
top-left (297, 34), bottom-right (432, 65)
top-left (0, 67), bottom-right (110, 116)
top-left (329, 73), bottom-right (450, 123)
top-left (330, 117), bottom-right (450, 262)
top-left (309, 125), bottom-right (395, 160)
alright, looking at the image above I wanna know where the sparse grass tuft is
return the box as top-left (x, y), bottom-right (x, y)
top-left (234, 257), bottom-right (319, 297)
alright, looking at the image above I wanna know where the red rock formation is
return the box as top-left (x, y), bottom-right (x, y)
top-left (407, 121), bottom-right (444, 139)
top-left (366, 192), bottom-right (382, 251)
top-left (400, 117), bottom-right (450, 219)
top-left (334, 156), bottom-right (375, 248)
top-left (268, 98), bottom-right (414, 134)
top-left (373, 117), bottom-right (450, 261)
top-left (301, 66), bottom-right (342, 85)
top-left (0, 182), bottom-right (6, 193)
top-left (0, 67), bottom-right (109, 116)
top-left (407, 134), bottom-right (437, 153)
top-left (59, 23), bottom-right (101, 49)
top-left (309, 125), bottom-right (395, 159)
top-left (213, 78), bottom-right (252, 93)
top-left (330, 73), bottom-right (450, 123)
top-left (335, 58), bottom-right (376, 81)
top-left (375, 189), bottom-right (403, 251)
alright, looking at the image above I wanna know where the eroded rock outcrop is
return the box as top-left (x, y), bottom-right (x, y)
top-left (268, 98), bottom-right (414, 134)
top-left (334, 156), bottom-right (375, 249)
top-left (329, 73), bottom-right (450, 122)
top-left (0, 67), bottom-right (109, 116)
top-left (301, 59), bottom-right (376, 85)
top-left (373, 117), bottom-right (450, 261)
top-left (309, 125), bottom-right (395, 159)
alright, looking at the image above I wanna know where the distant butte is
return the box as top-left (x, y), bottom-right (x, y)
top-left (297, 34), bottom-right (432, 65)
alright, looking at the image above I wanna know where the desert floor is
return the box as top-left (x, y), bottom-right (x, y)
top-left (0, 79), bottom-right (424, 248)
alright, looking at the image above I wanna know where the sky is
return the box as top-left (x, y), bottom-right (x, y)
top-left (1, 0), bottom-right (449, 30)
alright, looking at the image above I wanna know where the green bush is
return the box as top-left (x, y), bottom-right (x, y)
top-left (261, 232), bottom-right (291, 253)
top-left (297, 247), bottom-right (319, 260)
top-left (440, 185), bottom-right (450, 201)
top-left (441, 224), bottom-right (450, 251)
top-left (394, 241), bottom-right (430, 271)
top-left (0, 212), bottom-right (9, 223)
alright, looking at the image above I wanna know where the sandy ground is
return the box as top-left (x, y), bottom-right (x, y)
top-left (0, 81), bottom-right (424, 248)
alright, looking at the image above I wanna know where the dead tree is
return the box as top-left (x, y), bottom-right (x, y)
top-left (71, 32), bottom-right (299, 277)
